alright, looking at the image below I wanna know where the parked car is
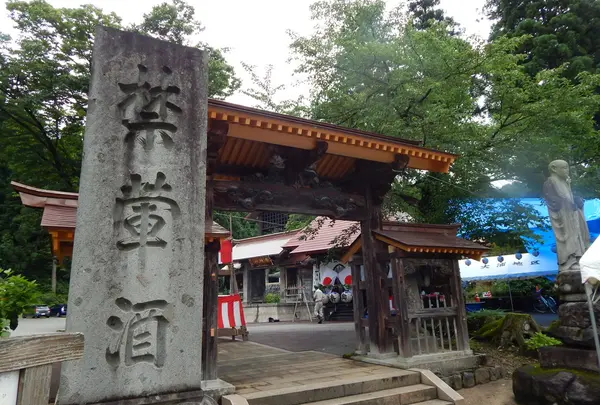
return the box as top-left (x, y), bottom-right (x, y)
top-left (50, 304), bottom-right (67, 317)
top-left (22, 305), bottom-right (51, 318)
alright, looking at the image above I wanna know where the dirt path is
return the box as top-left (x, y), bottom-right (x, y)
top-left (461, 379), bottom-right (517, 405)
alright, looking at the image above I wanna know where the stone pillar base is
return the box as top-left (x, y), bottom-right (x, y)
top-left (83, 380), bottom-right (235, 405)
top-left (87, 390), bottom-right (210, 405)
top-left (539, 346), bottom-right (600, 373)
top-left (201, 379), bottom-right (236, 398)
top-left (551, 301), bottom-right (600, 348)
top-left (557, 269), bottom-right (585, 299)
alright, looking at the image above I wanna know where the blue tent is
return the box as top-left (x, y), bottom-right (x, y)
top-left (459, 198), bottom-right (600, 281)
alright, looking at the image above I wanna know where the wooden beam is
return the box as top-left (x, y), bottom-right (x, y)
top-left (408, 307), bottom-right (458, 318)
top-left (342, 155), bottom-right (409, 204)
top-left (360, 185), bottom-right (393, 355)
top-left (269, 141), bottom-right (329, 187)
top-left (202, 180), bottom-right (219, 380)
top-left (351, 262), bottom-right (367, 353)
top-left (341, 238), bottom-right (362, 264)
top-left (211, 180), bottom-right (367, 220)
top-left (450, 259), bottom-right (470, 351)
top-left (390, 256), bottom-right (411, 358)
top-left (0, 333), bottom-right (84, 374)
top-left (207, 119), bottom-right (229, 176)
top-left (17, 364), bottom-right (52, 405)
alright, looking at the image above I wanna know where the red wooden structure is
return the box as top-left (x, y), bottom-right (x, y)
top-left (216, 294), bottom-right (248, 341)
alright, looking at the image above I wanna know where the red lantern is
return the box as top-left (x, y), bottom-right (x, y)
top-left (344, 275), bottom-right (352, 285)
top-left (322, 277), bottom-right (332, 286)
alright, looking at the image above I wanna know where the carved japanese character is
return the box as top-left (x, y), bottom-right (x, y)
top-left (106, 297), bottom-right (169, 368)
top-left (117, 64), bottom-right (182, 150)
top-left (114, 172), bottom-right (180, 252)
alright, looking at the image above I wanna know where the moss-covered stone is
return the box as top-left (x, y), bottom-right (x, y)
top-left (475, 313), bottom-right (541, 350)
top-left (513, 364), bottom-right (600, 405)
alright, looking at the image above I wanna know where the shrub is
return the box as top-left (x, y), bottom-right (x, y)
top-left (264, 293), bottom-right (280, 304)
top-left (38, 292), bottom-right (68, 306)
top-left (525, 332), bottom-right (562, 351)
top-left (0, 268), bottom-right (39, 332)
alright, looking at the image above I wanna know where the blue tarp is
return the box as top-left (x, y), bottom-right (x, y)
top-left (459, 198), bottom-right (600, 281)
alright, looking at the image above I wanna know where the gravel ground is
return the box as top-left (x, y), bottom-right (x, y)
top-left (462, 379), bottom-right (517, 405)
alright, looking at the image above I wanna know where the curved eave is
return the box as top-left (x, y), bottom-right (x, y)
top-left (375, 234), bottom-right (486, 261)
top-left (340, 235), bottom-right (487, 263)
top-left (208, 101), bottom-right (456, 173)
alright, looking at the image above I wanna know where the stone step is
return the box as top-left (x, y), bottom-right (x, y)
top-left (243, 369), bottom-right (421, 405)
top-left (299, 384), bottom-right (438, 405)
top-left (412, 400), bottom-right (453, 405)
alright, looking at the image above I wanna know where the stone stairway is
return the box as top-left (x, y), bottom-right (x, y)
top-left (220, 351), bottom-right (458, 405)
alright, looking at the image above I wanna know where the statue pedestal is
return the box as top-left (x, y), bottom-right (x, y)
top-left (557, 269), bottom-right (587, 302)
top-left (539, 346), bottom-right (599, 373)
top-left (550, 301), bottom-right (600, 348)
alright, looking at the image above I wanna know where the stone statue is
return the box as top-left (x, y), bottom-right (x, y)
top-left (543, 160), bottom-right (590, 301)
top-left (540, 160), bottom-right (600, 352)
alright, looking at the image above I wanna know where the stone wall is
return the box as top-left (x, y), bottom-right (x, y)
top-left (243, 303), bottom-right (312, 323)
top-left (440, 366), bottom-right (510, 391)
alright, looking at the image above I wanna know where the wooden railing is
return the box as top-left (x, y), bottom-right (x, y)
top-left (408, 308), bottom-right (459, 355)
top-left (0, 333), bottom-right (84, 405)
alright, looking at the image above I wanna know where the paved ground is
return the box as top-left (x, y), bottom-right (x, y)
top-left (218, 340), bottom-right (416, 395)
top-left (247, 321), bottom-right (357, 356)
top-left (13, 318), bottom-right (520, 404)
top-left (462, 379), bottom-right (516, 405)
top-left (10, 316), bottom-right (66, 336)
top-left (530, 313), bottom-right (558, 327)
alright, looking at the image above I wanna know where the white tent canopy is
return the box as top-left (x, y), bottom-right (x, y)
top-left (459, 253), bottom-right (558, 281)
top-left (581, 237), bottom-right (600, 286)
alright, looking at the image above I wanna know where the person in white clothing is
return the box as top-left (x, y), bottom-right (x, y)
top-left (313, 286), bottom-right (325, 324)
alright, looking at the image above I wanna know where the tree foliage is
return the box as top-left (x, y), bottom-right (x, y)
top-left (408, 0), bottom-right (458, 34)
top-left (289, 0), bottom-right (600, 250)
top-left (0, 0), bottom-right (241, 282)
top-left (0, 269), bottom-right (39, 332)
top-left (486, 0), bottom-right (600, 80)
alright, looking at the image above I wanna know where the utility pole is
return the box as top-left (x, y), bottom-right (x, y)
top-left (51, 257), bottom-right (57, 293)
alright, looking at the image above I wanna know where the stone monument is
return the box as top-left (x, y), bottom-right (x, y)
top-left (513, 160), bottom-right (600, 405)
top-left (543, 159), bottom-right (590, 302)
top-left (59, 27), bottom-right (209, 404)
top-left (542, 159), bottom-right (600, 347)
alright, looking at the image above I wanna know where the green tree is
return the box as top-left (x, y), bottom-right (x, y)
top-left (289, 0), bottom-right (600, 249)
top-left (484, 0), bottom-right (600, 196)
top-left (486, 0), bottom-right (600, 80)
top-left (213, 211), bottom-right (259, 240)
top-left (132, 0), bottom-right (240, 99)
top-left (240, 62), bottom-right (308, 116)
top-left (408, 0), bottom-right (458, 34)
top-left (0, 0), bottom-right (242, 282)
top-left (285, 214), bottom-right (314, 231)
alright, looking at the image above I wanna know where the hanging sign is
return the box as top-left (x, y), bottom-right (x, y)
top-left (249, 256), bottom-right (273, 268)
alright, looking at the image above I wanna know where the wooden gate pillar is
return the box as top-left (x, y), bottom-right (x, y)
top-left (451, 258), bottom-right (471, 351)
top-left (390, 252), bottom-right (411, 358)
top-left (202, 179), bottom-right (219, 380)
top-left (350, 258), bottom-right (367, 353)
top-left (360, 185), bottom-right (393, 356)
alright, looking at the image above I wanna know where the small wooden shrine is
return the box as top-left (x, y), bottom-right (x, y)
top-left (343, 222), bottom-right (488, 365)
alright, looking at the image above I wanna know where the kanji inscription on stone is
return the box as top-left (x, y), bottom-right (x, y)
top-left (106, 298), bottom-right (169, 368)
top-left (115, 172), bottom-right (180, 252)
top-left (118, 64), bottom-right (182, 150)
